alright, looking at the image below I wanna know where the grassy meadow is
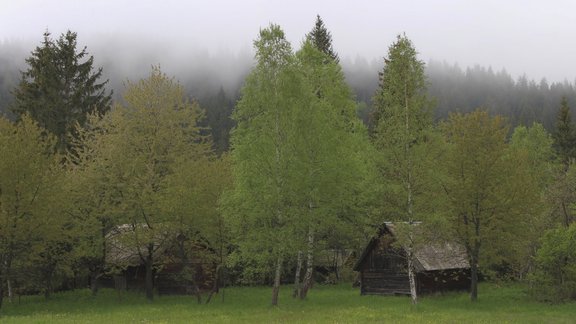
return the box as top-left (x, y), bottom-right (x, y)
top-left (0, 283), bottom-right (574, 323)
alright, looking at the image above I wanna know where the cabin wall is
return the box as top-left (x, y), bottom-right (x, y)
top-left (99, 262), bottom-right (216, 295)
top-left (416, 269), bottom-right (471, 294)
top-left (357, 234), bottom-right (471, 296)
top-left (359, 242), bottom-right (410, 295)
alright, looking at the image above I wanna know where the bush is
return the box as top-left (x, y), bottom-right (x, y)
top-left (529, 223), bottom-right (576, 303)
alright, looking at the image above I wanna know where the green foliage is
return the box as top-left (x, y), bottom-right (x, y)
top-left (510, 123), bottom-right (556, 189)
top-left (507, 123), bottom-right (557, 278)
top-left (0, 115), bottom-right (69, 302)
top-left (370, 34), bottom-right (437, 216)
top-left (67, 67), bottom-right (223, 300)
top-left (226, 25), bottom-right (301, 279)
top-left (226, 25), bottom-right (372, 296)
top-left (553, 97), bottom-right (576, 167)
top-left (530, 223), bottom-right (576, 303)
top-left (12, 30), bottom-right (112, 152)
top-left (441, 110), bottom-right (541, 299)
top-left (306, 15), bottom-right (339, 63)
top-left (372, 34), bottom-right (432, 139)
top-left (370, 33), bottom-right (441, 251)
top-left (294, 41), bottom-right (371, 249)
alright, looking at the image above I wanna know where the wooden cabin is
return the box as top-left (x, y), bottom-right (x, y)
top-left (353, 222), bottom-right (470, 295)
top-left (104, 224), bottom-right (216, 295)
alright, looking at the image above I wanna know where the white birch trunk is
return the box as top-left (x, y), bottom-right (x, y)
top-left (300, 227), bottom-right (315, 299)
top-left (405, 79), bottom-right (418, 305)
top-left (407, 234), bottom-right (418, 304)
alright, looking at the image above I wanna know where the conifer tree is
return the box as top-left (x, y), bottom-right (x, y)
top-left (306, 15), bottom-right (339, 63)
top-left (553, 97), bottom-right (576, 167)
top-left (12, 30), bottom-right (112, 152)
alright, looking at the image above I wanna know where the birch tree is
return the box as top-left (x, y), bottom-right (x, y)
top-left (370, 34), bottom-right (435, 305)
top-left (293, 41), bottom-right (368, 299)
top-left (225, 24), bottom-right (301, 306)
top-left (0, 115), bottom-right (61, 309)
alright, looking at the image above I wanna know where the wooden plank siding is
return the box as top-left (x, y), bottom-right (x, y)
top-left (361, 270), bottom-right (410, 295)
top-left (355, 223), bottom-right (471, 296)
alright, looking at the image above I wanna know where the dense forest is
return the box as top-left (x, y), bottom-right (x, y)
top-left (1, 16), bottom-right (576, 310)
top-left (3, 34), bottom-right (576, 152)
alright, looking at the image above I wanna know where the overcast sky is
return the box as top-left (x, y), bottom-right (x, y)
top-left (1, 0), bottom-right (575, 83)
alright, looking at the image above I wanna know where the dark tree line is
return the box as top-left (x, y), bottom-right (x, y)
top-left (426, 61), bottom-right (576, 130)
top-left (3, 39), bottom-right (576, 150)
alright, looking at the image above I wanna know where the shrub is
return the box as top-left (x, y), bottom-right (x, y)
top-left (529, 223), bottom-right (576, 303)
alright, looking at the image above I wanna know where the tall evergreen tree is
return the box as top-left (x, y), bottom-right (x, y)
top-left (553, 97), bottom-right (576, 167)
top-left (306, 15), bottom-right (339, 63)
top-left (12, 30), bottom-right (112, 152)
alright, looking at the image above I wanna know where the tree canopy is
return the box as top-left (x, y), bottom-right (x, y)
top-left (306, 15), bottom-right (339, 63)
top-left (12, 30), bottom-right (112, 152)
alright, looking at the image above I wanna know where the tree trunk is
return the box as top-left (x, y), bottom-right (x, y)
top-left (334, 250), bottom-right (340, 282)
top-left (205, 265), bottom-right (221, 304)
top-left (470, 252), bottom-right (478, 302)
top-left (404, 78), bottom-right (417, 305)
top-left (300, 229), bottom-right (315, 299)
top-left (177, 237), bottom-right (201, 304)
top-left (1, 257), bottom-right (12, 310)
top-left (44, 266), bottom-right (54, 300)
top-left (90, 270), bottom-right (99, 296)
top-left (407, 245), bottom-right (418, 305)
top-left (145, 243), bottom-right (154, 302)
top-left (0, 276), bottom-right (4, 311)
top-left (293, 251), bottom-right (303, 298)
top-left (271, 256), bottom-right (283, 306)
top-left (91, 219), bottom-right (107, 296)
top-left (7, 278), bottom-right (13, 303)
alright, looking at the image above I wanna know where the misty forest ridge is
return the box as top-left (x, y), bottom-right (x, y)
top-left (0, 4), bottom-right (576, 323)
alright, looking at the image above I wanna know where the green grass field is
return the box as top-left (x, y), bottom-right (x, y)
top-left (0, 283), bottom-right (574, 323)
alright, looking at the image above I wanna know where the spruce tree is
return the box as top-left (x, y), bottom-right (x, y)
top-left (306, 15), bottom-right (339, 63)
top-left (553, 97), bottom-right (576, 167)
top-left (12, 30), bottom-right (112, 152)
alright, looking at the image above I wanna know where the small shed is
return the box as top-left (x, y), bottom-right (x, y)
top-left (353, 222), bottom-right (470, 295)
top-left (104, 224), bottom-right (216, 295)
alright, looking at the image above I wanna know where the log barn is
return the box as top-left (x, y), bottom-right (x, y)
top-left (353, 222), bottom-right (470, 295)
top-left (104, 224), bottom-right (216, 295)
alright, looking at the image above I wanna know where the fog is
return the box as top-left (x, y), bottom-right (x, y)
top-left (2, 0), bottom-right (576, 84)
top-left (3, 0), bottom-right (576, 150)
